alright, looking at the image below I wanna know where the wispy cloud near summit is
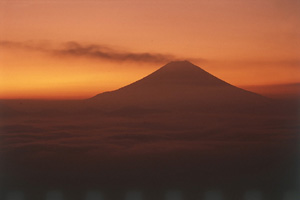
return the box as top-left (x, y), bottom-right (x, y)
top-left (1, 40), bottom-right (197, 64)
top-left (57, 41), bottom-right (176, 63)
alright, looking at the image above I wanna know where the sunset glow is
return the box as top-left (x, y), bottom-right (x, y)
top-left (1, 1), bottom-right (299, 196)
top-left (0, 0), bottom-right (299, 99)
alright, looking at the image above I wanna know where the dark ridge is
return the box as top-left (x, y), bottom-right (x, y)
top-left (88, 60), bottom-right (269, 113)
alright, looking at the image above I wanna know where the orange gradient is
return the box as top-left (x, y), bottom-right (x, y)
top-left (0, 0), bottom-right (299, 99)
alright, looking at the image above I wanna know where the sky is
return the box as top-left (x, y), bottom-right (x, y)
top-left (0, 0), bottom-right (299, 99)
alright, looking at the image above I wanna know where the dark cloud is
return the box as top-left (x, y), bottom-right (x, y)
top-left (0, 112), bottom-right (298, 191)
top-left (56, 41), bottom-right (176, 63)
top-left (0, 40), bottom-right (52, 52)
top-left (0, 112), bottom-right (297, 158)
top-left (0, 40), bottom-right (204, 64)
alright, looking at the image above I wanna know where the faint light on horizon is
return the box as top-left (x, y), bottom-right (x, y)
top-left (165, 190), bottom-right (183, 200)
top-left (204, 190), bottom-right (223, 200)
top-left (124, 190), bottom-right (143, 200)
top-left (85, 190), bottom-right (104, 200)
top-left (5, 191), bottom-right (24, 200)
top-left (244, 190), bottom-right (263, 200)
top-left (283, 190), bottom-right (300, 200)
top-left (45, 190), bottom-right (64, 200)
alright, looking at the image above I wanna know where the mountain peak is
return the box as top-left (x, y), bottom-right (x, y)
top-left (160, 60), bottom-right (200, 71)
top-left (166, 60), bottom-right (193, 65)
top-left (145, 60), bottom-right (227, 86)
top-left (90, 61), bottom-right (266, 111)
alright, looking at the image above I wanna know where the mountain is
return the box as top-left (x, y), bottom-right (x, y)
top-left (88, 61), bottom-right (269, 112)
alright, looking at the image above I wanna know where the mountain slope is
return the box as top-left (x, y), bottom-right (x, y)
top-left (88, 61), bottom-right (268, 112)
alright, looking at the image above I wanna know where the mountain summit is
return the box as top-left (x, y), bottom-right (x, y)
top-left (129, 60), bottom-right (232, 87)
top-left (89, 61), bottom-right (267, 111)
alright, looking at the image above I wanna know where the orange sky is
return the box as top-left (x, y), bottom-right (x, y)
top-left (0, 0), bottom-right (299, 99)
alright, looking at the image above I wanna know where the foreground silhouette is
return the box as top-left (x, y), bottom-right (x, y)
top-left (88, 61), bottom-right (269, 112)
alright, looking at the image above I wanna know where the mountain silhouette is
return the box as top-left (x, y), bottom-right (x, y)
top-left (88, 60), bottom-right (268, 112)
